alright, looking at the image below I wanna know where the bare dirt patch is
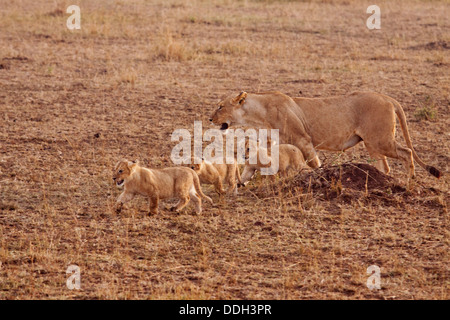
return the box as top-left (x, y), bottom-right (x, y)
top-left (408, 41), bottom-right (450, 51)
top-left (291, 163), bottom-right (401, 192)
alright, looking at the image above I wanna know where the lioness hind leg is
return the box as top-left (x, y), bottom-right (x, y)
top-left (380, 158), bottom-right (390, 175)
top-left (367, 141), bottom-right (415, 180)
top-left (367, 150), bottom-right (390, 174)
top-left (394, 143), bottom-right (415, 179)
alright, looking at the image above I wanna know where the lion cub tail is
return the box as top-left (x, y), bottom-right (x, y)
top-left (192, 171), bottom-right (213, 204)
top-left (235, 163), bottom-right (243, 185)
top-left (393, 99), bottom-right (442, 178)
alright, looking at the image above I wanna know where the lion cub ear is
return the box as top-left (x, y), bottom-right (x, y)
top-left (127, 159), bottom-right (139, 169)
top-left (234, 91), bottom-right (247, 105)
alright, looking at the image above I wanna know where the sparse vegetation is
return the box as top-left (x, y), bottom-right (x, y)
top-left (414, 105), bottom-right (437, 121)
top-left (0, 0), bottom-right (448, 300)
top-left (414, 96), bottom-right (437, 121)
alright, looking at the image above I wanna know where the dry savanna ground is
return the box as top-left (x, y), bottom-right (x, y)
top-left (0, 0), bottom-right (449, 300)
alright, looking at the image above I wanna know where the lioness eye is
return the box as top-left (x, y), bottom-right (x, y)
top-left (218, 105), bottom-right (222, 110)
top-left (118, 169), bottom-right (123, 173)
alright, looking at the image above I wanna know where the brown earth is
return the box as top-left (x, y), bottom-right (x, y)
top-left (0, 0), bottom-right (448, 299)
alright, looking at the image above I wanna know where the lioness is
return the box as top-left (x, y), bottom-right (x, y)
top-left (191, 158), bottom-right (242, 195)
top-left (210, 91), bottom-right (441, 180)
top-left (240, 141), bottom-right (306, 185)
top-left (113, 160), bottom-right (212, 215)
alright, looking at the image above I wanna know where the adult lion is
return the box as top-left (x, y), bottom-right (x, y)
top-left (210, 91), bottom-right (441, 180)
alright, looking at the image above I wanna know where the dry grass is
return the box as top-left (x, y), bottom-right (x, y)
top-left (0, 0), bottom-right (449, 299)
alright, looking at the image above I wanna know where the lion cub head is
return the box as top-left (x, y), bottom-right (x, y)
top-left (210, 91), bottom-right (247, 132)
top-left (190, 157), bottom-right (206, 173)
top-left (112, 159), bottom-right (138, 188)
top-left (191, 163), bottom-right (202, 172)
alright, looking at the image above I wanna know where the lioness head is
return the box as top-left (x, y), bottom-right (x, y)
top-left (210, 91), bottom-right (247, 131)
top-left (113, 159), bottom-right (138, 188)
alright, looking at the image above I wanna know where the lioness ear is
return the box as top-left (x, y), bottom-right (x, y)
top-left (234, 91), bottom-right (247, 105)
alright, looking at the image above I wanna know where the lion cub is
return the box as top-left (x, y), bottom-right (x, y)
top-left (113, 159), bottom-right (212, 215)
top-left (240, 142), bottom-right (306, 185)
top-left (191, 158), bottom-right (242, 196)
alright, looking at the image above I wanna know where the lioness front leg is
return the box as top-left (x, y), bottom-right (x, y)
top-left (293, 137), bottom-right (320, 169)
top-left (115, 191), bottom-right (135, 214)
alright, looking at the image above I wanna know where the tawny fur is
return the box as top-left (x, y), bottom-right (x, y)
top-left (240, 142), bottom-right (307, 185)
top-left (113, 160), bottom-right (212, 216)
top-left (210, 91), bottom-right (441, 181)
top-left (191, 159), bottom-right (242, 196)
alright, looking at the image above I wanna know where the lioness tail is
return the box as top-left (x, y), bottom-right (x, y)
top-left (392, 99), bottom-right (442, 178)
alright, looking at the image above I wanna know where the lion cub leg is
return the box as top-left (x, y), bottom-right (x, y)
top-left (293, 151), bottom-right (306, 173)
top-left (213, 177), bottom-right (226, 196)
top-left (280, 168), bottom-right (290, 178)
top-left (225, 167), bottom-right (238, 195)
top-left (149, 195), bottom-right (159, 215)
top-left (226, 180), bottom-right (238, 195)
top-left (115, 191), bottom-right (135, 214)
top-left (172, 195), bottom-right (190, 213)
top-left (240, 166), bottom-right (257, 185)
top-left (189, 185), bottom-right (202, 215)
